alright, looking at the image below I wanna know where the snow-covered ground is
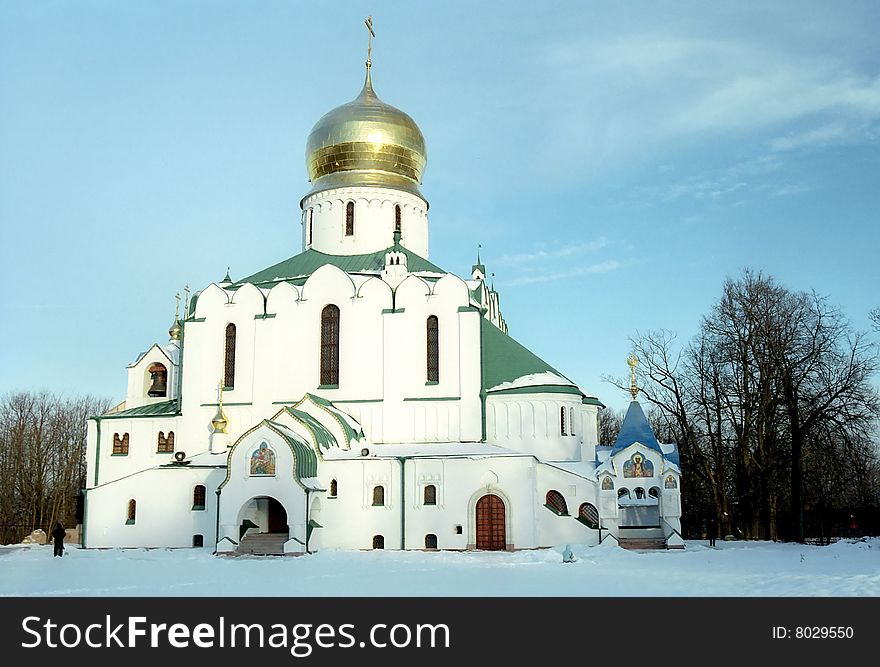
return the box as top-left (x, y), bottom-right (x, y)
top-left (0, 539), bottom-right (877, 597)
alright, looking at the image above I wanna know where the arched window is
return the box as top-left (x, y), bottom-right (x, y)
top-left (320, 305), bottom-right (340, 386)
top-left (560, 407), bottom-right (567, 436)
top-left (635, 487), bottom-right (645, 499)
top-left (308, 209), bottom-right (313, 245)
top-left (224, 323), bottom-right (236, 388)
top-left (193, 485), bottom-right (206, 510)
top-left (329, 479), bottom-right (338, 498)
top-left (372, 534), bottom-right (384, 549)
top-left (126, 499), bottom-right (136, 524)
top-left (648, 487), bottom-right (660, 499)
top-left (545, 490), bottom-right (568, 515)
top-left (345, 201), bottom-right (354, 236)
top-left (112, 433), bottom-right (129, 455)
top-left (425, 534), bottom-right (438, 549)
top-left (426, 315), bottom-right (439, 382)
top-left (578, 503), bottom-right (600, 529)
top-left (147, 363), bottom-right (168, 397)
top-left (570, 407), bottom-right (575, 435)
top-left (618, 488), bottom-right (631, 500)
top-left (424, 484), bottom-right (437, 506)
top-left (157, 430), bottom-right (174, 453)
top-left (372, 485), bottom-right (385, 507)
top-left (394, 204), bottom-right (402, 233)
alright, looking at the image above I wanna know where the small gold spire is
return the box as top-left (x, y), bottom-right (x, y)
top-left (183, 285), bottom-right (191, 319)
top-left (211, 378), bottom-right (229, 434)
top-left (627, 354), bottom-right (639, 400)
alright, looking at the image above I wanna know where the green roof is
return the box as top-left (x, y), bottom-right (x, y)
top-left (284, 407), bottom-right (337, 453)
top-left (98, 400), bottom-right (179, 420)
top-left (480, 319), bottom-right (578, 394)
top-left (267, 421), bottom-right (319, 480)
top-left (299, 393), bottom-right (362, 444)
top-left (236, 246), bottom-right (446, 287)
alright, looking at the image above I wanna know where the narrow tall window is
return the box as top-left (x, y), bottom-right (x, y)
top-left (193, 485), bottom-right (206, 510)
top-left (372, 485), bottom-right (385, 506)
top-left (157, 431), bottom-right (174, 453)
top-left (113, 433), bottom-right (129, 455)
top-left (424, 484), bottom-right (437, 506)
top-left (329, 479), bottom-right (338, 498)
top-left (394, 204), bottom-right (402, 233)
top-left (345, 201), bottom-right (354, 236)
top-left (570, 407), bottom-right (575, 435)
top-left (560, 407), bottom-right (567, 436)
top-left (426, 315), bottom-right (439, 382)
top-left (126, 499), bottom-right (136, 524)
top-left (320, 305), bottom-right (340, 386)
top-left (224, 323), bottom-right (236, 388)
top-left (308, 209), bottom-right (313, 245)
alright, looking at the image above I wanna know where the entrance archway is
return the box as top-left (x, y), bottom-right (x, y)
top-left (475, 494), bottom-right (506, 550)
top-left (237, 496), bottom-right (289, 537)
top-left (267, 497), bottom-right (287, 534)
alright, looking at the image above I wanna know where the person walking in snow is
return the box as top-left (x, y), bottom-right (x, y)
top-left (849, 515), bottom-right (858, 538)
top-left (51, 522), bottom-right (66, 558)
top-left (707, 516), bottom-right (718, 547)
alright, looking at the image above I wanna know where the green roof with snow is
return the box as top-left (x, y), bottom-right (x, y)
top-left (235, 246), bottom-right (445, 287)
top-left (480, 319), bottom-right (580, 395)
top-left (98, 400), bottom-right (179, 420)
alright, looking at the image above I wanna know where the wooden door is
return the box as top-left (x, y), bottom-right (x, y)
top-left (476, 494), bottom-right (506, 550)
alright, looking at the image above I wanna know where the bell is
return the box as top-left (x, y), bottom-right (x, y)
top-left (147, 365), bottom-right (167, 397)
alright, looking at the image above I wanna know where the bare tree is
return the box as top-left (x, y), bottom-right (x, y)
top-left (609, 271), bottom-right (880, 542)
top-left (0, 391), bottom-right (110, 544)
top-left (597, 407), bottom-right (624, 446)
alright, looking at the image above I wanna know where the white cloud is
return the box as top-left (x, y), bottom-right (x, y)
top-left (496, 237), bottom-right (609, 265)
top-left (503, 259), bottom-right (626, 287)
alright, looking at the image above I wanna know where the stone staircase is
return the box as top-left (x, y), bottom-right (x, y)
top-left (619, 537), bottom-right (668, 550)
top-left (236, 532), bottom-right (289, 556)
top-left (618, 526), bottom-right (668, 551)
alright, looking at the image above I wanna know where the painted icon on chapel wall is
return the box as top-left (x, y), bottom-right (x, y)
top-left (665, 474), bottom-right (678, 489)
top-left (623, 452), bottom-right (653, 478)
top-left (250, 442), bottom-right (276, 476)
top-left (601, 476), bottom-right (614, 490)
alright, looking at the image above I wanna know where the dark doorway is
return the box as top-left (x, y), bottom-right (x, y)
top-left (267, 497), bottom-right (288, 534)
top-left (476, 494), bottom-right (506, 550)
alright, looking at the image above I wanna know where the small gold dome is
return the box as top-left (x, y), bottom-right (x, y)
top-left (168, 319), bottom-right (182, 341)
top-left (211, 407), bottom-right (228, 434)
top-left (305, 68), bottom-right (427, 199)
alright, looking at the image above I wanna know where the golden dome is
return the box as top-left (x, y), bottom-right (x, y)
top-left (305, 68), bottom-right (427, 199)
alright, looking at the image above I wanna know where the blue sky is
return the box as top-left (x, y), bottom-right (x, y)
top-left (1, 1), bottom-right (878, 411)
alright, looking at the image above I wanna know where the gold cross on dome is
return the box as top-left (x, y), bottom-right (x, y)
top-left (365, 16), bottom-right (375, 67)
top-left (174, 292), bottom-right (180, 320)
top-left (627, 354), bottom-right (639, 400)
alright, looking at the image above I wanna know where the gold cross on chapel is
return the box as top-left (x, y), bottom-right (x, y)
top-left (365, 16), bottom-right (376, 68)
top-left (627, 354), bottom-right (639, 400)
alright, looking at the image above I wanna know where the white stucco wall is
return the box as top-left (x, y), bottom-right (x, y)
top-left (301, 186), bottom-right (429, 257)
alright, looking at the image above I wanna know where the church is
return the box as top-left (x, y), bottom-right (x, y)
top-left (82, 22), bottom-right (683, 554)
